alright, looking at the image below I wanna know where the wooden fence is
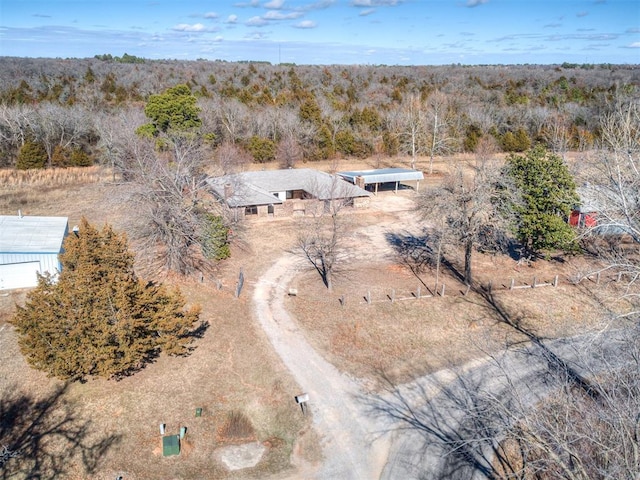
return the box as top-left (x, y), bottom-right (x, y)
top-left (331, 270), bottom-right (633, 307)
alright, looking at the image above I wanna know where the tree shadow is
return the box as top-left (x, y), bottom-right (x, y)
top-left (0, 383), bottom-right (121, 479)
top-left (470, 286), bottom-right (601, 400)
top-left (361, 283), bottom-right (629, 478)
top-left (385, 230), bottom-right (433, 289)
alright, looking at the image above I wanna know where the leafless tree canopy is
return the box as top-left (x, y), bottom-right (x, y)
top-left (578, 99), bottom-right (640, 312)
top-left (296, 176), bottom-right (356, 291)
top-left (417, 156), bottom-right (514, 285)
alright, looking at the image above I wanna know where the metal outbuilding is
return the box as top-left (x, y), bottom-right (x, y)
top-left (0, 214), bottom-right (69, 290)
top-left (337, 168), bottom-right (424, 194)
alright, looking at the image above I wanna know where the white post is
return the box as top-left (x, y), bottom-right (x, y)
top-left (160, 423), bottom-right (166, 435)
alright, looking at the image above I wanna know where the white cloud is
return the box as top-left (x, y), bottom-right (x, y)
top-left (351, 0), bottom-right (399, 6)
top-left (234, 0), bottom-right (260, 6)
top-left (204, 12), bottom-right (219, 19)
top-left (466, 0), bottom-right (488, 7)
top-left (359, 8), bottom-right (375, 16)
top-left (246, 16), bottom-right (269, 26)
top-left (294, 20), bottom-right (317, 28)
top-left (226, 14), bottom-right (238, 23)
top-left (264, 10), bottom-right (303, 20)
top-left (245, 31), bottom-right (269, 40)
top-left (628, 42), bottom-right (640, 48)
top-left (173, 23), bottom-right (206, 32)
top-left (297, 0), bottom-right (334, 11)
top-left (264, 0), bottom-right (285, 8)
top-left (214, 35), bottom-right (224, 42)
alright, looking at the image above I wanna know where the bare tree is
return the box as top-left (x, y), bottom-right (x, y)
top-left (296, 176), bottom-right (354, 291)
top-left (215, 140), bottom-right (251, 175)
top-left (276, 134), bottom-right (303, 169)
top-left (388, 94), bottom-right (426, 170)
top-left (580, 100), bottom-right (640, 311)
top-left (542, 111), bottom-right (571, 159)
top-left (417, 156), bottom-right (510, 286)
top-left (425, 90), bottom-right (456, 174)
top-left (32, 104), bottom-right (91, 167)
top-left (93, 107), bottom-right (147, 180)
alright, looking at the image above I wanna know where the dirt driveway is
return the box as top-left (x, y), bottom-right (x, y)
top-left (250, 192), bottom-right (424, 479)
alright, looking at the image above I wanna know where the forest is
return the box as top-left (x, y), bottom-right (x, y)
top-left (0, 56), bottom-right (638, 171)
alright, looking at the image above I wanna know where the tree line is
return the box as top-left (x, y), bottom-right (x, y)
top-left (0, 57), bottom-right (637, 170)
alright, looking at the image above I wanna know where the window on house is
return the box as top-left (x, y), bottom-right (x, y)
top-left (245, 206), bottom-right (258, 215)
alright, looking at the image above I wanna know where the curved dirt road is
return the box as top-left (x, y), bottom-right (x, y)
top-left (252, 194), bottom-right (420, 479)
top-left (253, 254), bottom-right (391, 479)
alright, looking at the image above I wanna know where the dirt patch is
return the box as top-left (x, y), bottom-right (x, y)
top-left (216, 442), bottom-right (267, 471)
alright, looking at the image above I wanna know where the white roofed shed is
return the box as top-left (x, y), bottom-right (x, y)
top-left (0, 215), bottom-right (69, 290)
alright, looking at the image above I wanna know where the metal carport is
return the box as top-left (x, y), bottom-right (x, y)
top-left (337, 168), bottom-right (424, 194)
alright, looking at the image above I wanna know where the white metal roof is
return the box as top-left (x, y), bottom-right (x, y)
top-left (0, 215), bottom-right (68, 253)
top-left (338, 168), bottom-right (424, 185)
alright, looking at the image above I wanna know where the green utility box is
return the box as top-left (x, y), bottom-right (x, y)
top-left (162, 434), bottom-right (180, 456)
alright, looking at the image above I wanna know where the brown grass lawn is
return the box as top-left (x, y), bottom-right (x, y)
top-left (0, 174), bottom-right (310, 479)
top-left (0, 155), bottom-right (632, 478)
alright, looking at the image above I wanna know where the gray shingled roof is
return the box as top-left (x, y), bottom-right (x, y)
top-left (207, 168), bottom-right (371, 207)
top-left (338, 168), bottom-right (424, 185)
top-left (0, 215), bottom-right (68, 253)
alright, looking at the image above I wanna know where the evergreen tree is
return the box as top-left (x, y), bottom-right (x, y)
top-left (505, 145), bottom-right (579, 254)
top-left (11, 218), bottom-right (201, 381)
top-left (16, 141), bottom-right (47, 170)
top-left (200, 213), bottom-right (231, 261)
top-left (139, 84), bottom-right (201, 136)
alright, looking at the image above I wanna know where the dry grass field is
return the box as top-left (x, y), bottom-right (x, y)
top-left (0, 154), bottom-right (630, 478)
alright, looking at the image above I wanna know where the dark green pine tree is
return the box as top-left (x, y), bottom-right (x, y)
top-left (505, 145), bottom-right (579, 254)
top-left (11, 218), bottom-right (201, 381)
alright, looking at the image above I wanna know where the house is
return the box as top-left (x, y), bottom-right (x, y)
top-left (0, 214), bottom-right (69, 290)
top-left (569, 185), bottom-right (598, 228)
top-left (570, 184), bottom-right (638, 239)
top-left (207, 168), bottom-right (371, 218)
top-left (337, 168), bottom-right (424, 194)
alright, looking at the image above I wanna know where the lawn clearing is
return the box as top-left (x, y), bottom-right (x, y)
top-left (0, 158), bottom-right (632, 478)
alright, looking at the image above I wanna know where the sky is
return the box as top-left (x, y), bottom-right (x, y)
top-left (1, 0), bottom-right (638, 65)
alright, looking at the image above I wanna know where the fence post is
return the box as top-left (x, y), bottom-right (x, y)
top-left (416, 286), bottom-right (421, 299)
top-left (553, 275), bottom-right (558, 287)
top-left (235, 268), bottom-right (244, 298)
top-left (532, 276), bottom-right (537, 288)
top-left (441, 284), bottom-right (446, 297)
top-left (366, 291), bottom-right (371, 304)
top-left (510, 278), bottom-right (515, 290)
top-left (487, 281), bottom-right (492, 293)
top-left (596, 272), bottom-right (601, 285)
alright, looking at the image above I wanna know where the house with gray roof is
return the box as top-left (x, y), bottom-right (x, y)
top-left (0, 214), bottom-right (69, 290)
top-left (207, 168), bottom-right (371, 218)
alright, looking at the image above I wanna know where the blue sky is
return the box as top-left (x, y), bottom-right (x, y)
top-left (1, 0), bottom-right (638, 65)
